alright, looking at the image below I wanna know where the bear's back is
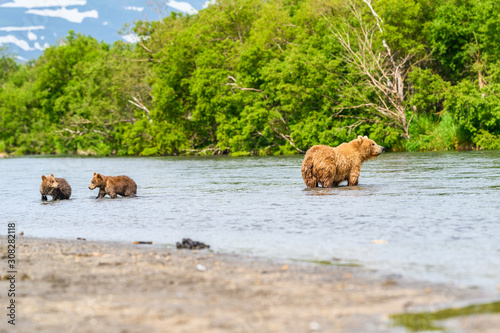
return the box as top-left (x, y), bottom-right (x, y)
top-left (107, 176), bottom-right (137, 194)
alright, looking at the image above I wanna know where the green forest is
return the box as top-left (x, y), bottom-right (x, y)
top-left (1, 0), bottom-right (499, 156)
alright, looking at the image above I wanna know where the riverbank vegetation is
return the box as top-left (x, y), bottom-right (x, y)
top-left (1, 0), bottom-right (499, 156)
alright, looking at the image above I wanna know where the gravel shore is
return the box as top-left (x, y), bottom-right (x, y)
top-left (1, 236), bottom-right (498, 332)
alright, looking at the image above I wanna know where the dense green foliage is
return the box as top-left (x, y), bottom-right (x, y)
top-left (1, 0), bottom-right (499, 156)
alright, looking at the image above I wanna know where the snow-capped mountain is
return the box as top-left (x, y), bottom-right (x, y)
top-left (0, 0), bottom-right (208, 61)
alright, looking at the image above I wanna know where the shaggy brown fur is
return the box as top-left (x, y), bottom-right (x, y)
top-left (301, 136), bottom-right (385, 188)
top-left (40, 174), bottom-right (72, 201)
top-left (88, 173), bottom-right (137, 199)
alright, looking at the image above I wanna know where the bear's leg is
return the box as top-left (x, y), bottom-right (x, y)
top-left (323, 179), bottom-right (339, 188)
top-left (302, 173), bottom-right (318, 188)
top-left (108, 191), bottom-right (117, 199)
top-left (319, 166), bottom-right (336, 187)
top-left (52, 189), bottom-right (60, 200)
top-left (348, 168), bottom-right (361, 186)
top-left (301, 156), bottom-right (319, 188)
top-left (304, 178), bottom-right (318, 188)
top-left (97, 189), bottom-right (106, 199)
top-left (302, 167), bottom-right (318, 188)
top-left (124, 188), bottom-right (136, 197)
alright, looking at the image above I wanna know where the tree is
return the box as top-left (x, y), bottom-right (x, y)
top-left (327, 0), bottom-right (429, 138)
top-left (0, 47), bottom-right (19, 83)
top-left (428, 0), bottom-right (500, 84)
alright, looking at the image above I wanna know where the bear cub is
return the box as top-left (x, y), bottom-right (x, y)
top-left (40, 174), bottom-right (72, 200)
top-left (89, 173), bottom-right (137, 199)
top-left (301, 136), bottom-right (385, 188)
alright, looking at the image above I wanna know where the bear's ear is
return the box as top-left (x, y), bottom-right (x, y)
top-left (42, 175), bottom-right (46, 180)
top-left (50, 174), bottom-right (54, 177)
top-left (96, 173), bottom-right (102, 179)
top-left (363, 136), bottom-right (368, 139)
top-left (93, 172), bottom-right (96, 176)
top-left (357, 135), bottom-right (364, 143)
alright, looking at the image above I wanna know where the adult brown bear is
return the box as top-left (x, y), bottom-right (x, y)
top-left (301, 136), bottom-right (385, 188)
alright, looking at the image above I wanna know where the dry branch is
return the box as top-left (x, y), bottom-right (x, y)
top-left (129, 96), bottom-right (151, 115)
top-left (325, 0), bottom-right (428, 138)
top-left (268, 122), bottom-right (305, 154)
top-left (226, 76), bottom-right (263, 92)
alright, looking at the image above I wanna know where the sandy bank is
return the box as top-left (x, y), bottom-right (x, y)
top-left (1, 236), bottom-right (498, 332)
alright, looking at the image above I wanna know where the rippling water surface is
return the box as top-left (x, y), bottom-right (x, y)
top-left (2, 152), bottom-right (500, 289)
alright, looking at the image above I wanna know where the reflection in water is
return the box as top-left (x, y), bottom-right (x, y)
top-left (1, 151), bottom-right (500, 290)
top-left (303, 185), bottom-right (373, 196)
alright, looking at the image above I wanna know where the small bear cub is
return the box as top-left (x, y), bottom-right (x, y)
top-left (88, 173), bottom-right (137, 199)
top-left (40, 174), bottom-right (72, 201)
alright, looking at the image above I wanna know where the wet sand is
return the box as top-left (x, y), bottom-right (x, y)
top-left (1, 236), bottom-right (498, 332)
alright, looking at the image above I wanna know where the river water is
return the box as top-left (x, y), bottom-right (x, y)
top-left (2, 152), bottom-right (499, 290)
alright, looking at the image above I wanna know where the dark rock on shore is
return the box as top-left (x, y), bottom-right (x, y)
top-left (176, 238), bottom-right (210, 250)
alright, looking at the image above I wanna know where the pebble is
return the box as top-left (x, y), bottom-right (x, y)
top-left (196, 264), bottom-right (207, 272)
top-left (309, 321), bottom-right (321, 331)
top-left (382, 279), bottom-right (397, 287)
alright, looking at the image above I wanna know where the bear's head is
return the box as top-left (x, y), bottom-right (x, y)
top-left (89, 172), bottom-right (105, 190)
top-left (41, 174), bottom-right (60, 194)
top-left (356, 136), bottom-right (385, 160)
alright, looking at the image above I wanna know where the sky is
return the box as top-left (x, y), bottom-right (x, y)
top-left (0, 0), bottom-right (211, 61)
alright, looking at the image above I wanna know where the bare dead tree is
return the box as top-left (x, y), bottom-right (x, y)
top-left (326, 0), bottom-right (426, 139)
top-left (147, 0), bottom-right (167, 23)
top-left (472, 32), bottom-right (486, 90)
